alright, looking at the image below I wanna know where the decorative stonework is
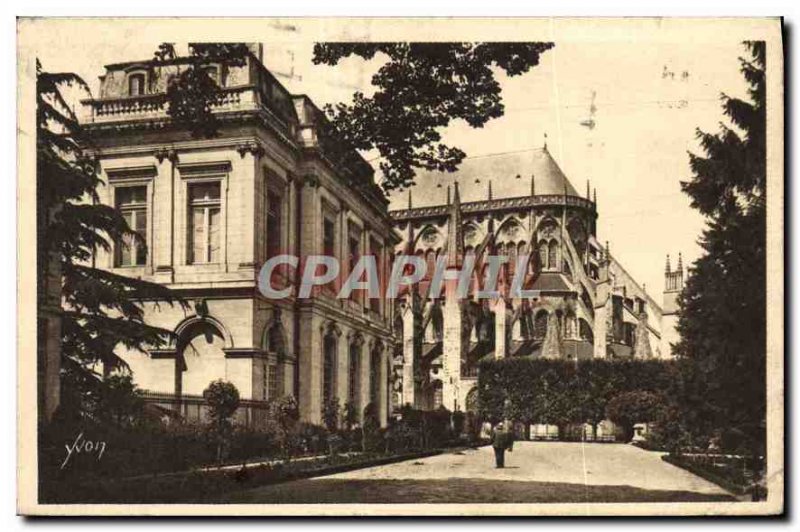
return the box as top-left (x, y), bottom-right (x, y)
top-left (154, 147), bottom-right (178, 164)
top-left (236, 140), bottom-right (265, 158)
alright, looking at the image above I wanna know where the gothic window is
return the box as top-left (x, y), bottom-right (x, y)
top-left (579, 318), bottom-right (594, 343)
top-left (548, 240), bottom-right (559, 271)
top-left (188, 182), bottom-right (221, 264)
top-left (115, 186), bottom-right (147, 267)
top-left (534, 310), bottom-right (548, 340)
top-left (538, 239), bottom-right (549, 270)
top-left (517, 242), bottom-right (528, 274)
top-left (508, 242), bottom-right (518, 278)
top-left (425, 249), bottom-right (436, 280)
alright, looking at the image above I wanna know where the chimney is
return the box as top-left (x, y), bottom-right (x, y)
top-left (246, 43), bottom-right (264, 63)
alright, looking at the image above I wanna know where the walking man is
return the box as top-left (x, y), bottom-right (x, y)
top-left (492, 420), bottom-right (514, 468)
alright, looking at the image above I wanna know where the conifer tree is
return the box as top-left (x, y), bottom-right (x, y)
top-left (674, 41), bottom-right (766, 456)
top-left (37, 61), bottom-right (182, 418)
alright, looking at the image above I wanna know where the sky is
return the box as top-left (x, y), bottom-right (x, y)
top-left (27, 21), bottom-right (752, 301)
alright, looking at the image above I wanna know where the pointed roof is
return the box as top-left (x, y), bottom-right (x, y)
top-left (388, 146), bottom-right (582, 210)
top-left (446, 181), bottom-right (463, 268)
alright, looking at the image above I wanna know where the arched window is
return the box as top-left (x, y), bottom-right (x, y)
top-left (548, 240), bottom-right (559, 271)
top-left (538, 239), bottom-right (549, 270)
top-left (579, 318), bottom-right (594, 343)
top-left (508, 242), bottom-right (518, 278)
top-left (517, 241), bottom-right (528, 274)
top-left (369, 348), bottom-right (381, 406)
top-left (432, 380), bottom-right (443, 410)
top-left (534, 310), bottom-right (548, 340)
top-left (425, 249), bottom-right (436, 280)
top-left (128, 72), bottom-right (146, 96)
top-left (323, 333), bottom-right (337, 406)
top-left (178, 321), bottom-right (226, 397)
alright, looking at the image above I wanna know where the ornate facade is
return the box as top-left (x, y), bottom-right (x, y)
top-left (388, 147), bottom-right (682, 413)
top-left (82, 45), bottom-right (399, 427)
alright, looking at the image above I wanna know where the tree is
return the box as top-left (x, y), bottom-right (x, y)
top-left (36, 61), bottom-right (182, 419)
top-left (606, 391), bottom-right (664, 442)
top-left (204, 380), bottom-right (240, 464)
top-left (154, 42), bottom-right (554, 191)
top-left (674, 41), bottom-right (766, 457)
top-left (313, 42), bottom-right (554, 191)
top-left (152, 43), bottom-right (250, 139)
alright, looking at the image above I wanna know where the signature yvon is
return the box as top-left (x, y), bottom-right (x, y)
top-left (60, 432), bottom-right (107, 470)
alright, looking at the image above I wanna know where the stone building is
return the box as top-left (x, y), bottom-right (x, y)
top-left (388, 146), bottom-right (682, 414)
top-left (81, 46), bottom-right (398, 427)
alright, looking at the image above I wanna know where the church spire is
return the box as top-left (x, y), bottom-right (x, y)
top-left (665, 254), bottom-right (671, 274)
top-left (446, 181), bottom-right (463, 268)
top-left (677, 252), bottom-right (683, 272)
top-left (488, 179), bottom-right (493, 201)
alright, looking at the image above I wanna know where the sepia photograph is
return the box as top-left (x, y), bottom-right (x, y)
top-left (16, 16), bottom-right (784, 516)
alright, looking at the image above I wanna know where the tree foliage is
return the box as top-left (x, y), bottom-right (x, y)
top-left (606, 390), bottom-right (664, 441)
top-left (153, 43), bottom-right (250, 138)
top-left (153, 42), bottom-right (553, 191)
top-left (312, 42), bottom-right (554, 191)
top-left (37, 60), bottom-right (182, 415)
top-left (673, 41), bottom-right (767, 456)
top-left (477, 358), bottom-right (676, 429)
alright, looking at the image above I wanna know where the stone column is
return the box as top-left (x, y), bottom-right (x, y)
top-left (441, 288), bottom-right (462, 411)
top-left (234, 141), bottom-right (261, 271)
top-left (379, 344), bottom-right (389, 426)
top-left (153, 148), bottom-right (177, 284)
top-left (493, 299), bottom-right (507, 359)
top-left (360, 339), bottom-right (371, 419)
top-left (297, 312), bottom-right (322, 423)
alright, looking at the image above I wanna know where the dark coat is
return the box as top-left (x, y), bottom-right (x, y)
top-left (492, 428), bottom-right (514, 450)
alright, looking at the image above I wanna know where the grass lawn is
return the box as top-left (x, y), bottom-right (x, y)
top-left (225, 478), bottom-right (737, 504)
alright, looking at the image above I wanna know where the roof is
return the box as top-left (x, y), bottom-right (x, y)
top-left (388, 146), bottom-right (583, 210)
top-left (530, 272), bottom-right (573, 293)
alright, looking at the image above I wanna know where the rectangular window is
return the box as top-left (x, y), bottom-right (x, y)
top-left (268, 364), bottom-right (279, 400)
top-left (348, 227), bottom-right (360, 301)
top-left (266, 189), bottom-right (282, 260)
top-left (369, 238), bottom-right (382, 313)
top-left (322, 217), bottom-right (336, 294)
top-left (128, 73), bottom-right (146, 96)
top-left (115, 186), bottom-right (147, 267)
top-left (188, 182), bottom-right (221, 264)
top-left (263, 363), bottom-right (279, 401)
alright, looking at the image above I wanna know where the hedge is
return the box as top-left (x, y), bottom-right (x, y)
top-left (477, 358), bottom-right (677, 428)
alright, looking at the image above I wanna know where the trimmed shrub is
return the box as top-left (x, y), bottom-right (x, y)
top-left (478, 358), bottom-right (676, 431)
top-left (606, 390), bottom-right (664, 442)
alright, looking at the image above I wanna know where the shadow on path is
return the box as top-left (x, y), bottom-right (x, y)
top-left (225, 478), bottom-right (737, 504)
